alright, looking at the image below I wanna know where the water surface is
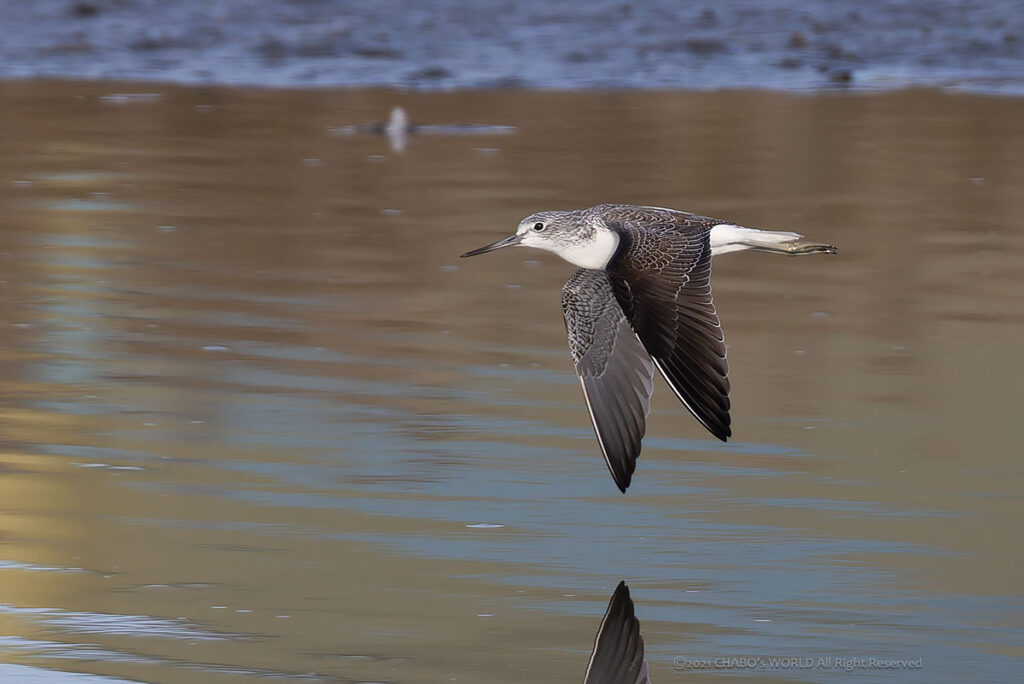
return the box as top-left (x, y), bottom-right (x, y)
top-left (4, 1), bottom-right (1024, 92)
top-left (0, 81), bottom-right (1023, 683)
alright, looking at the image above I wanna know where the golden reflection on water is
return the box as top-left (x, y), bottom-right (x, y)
top-left (0, 80), bottom-right (1023, 682)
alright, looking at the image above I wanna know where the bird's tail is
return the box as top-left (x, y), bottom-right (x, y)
top-left (712, 225), bottom-right (838, 256)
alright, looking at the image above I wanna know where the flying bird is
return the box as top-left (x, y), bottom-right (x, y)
top-left (461, 204), bottom-right (836, 492)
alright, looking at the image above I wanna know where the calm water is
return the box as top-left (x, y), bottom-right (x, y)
top-left (0, 81), bottom-right (1023, 683)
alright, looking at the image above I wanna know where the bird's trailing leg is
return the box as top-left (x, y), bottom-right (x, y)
top-left (757, 239), bottom-right (838, 255)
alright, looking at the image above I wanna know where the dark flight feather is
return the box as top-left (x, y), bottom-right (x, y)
top-left (563, 269), bottom-right (656, 492)
top-left (597, 205), bottom-right (732, 441)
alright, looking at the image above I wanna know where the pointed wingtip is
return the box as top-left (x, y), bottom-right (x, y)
top-left (707, 410), bottom-right (732, 442)
top-left (702, 420), bottom-right (731, 442)
top-left (698, 415), bottom-right (731, 442)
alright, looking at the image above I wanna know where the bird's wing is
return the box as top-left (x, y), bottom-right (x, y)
top-left (583, 582), bottom-right (651, 684)
top-left (562, 269), bottom-right (656, 493)
top-left (605, 215), bottom-right (731, 441)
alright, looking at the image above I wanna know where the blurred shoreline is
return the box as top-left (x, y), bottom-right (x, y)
top-left (4, 0), bottom-right (1023, 95)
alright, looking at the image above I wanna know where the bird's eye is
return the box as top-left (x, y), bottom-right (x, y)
top-left (532, 222), bottom-right (545, 232)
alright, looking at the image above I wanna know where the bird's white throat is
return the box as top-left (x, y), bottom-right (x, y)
top-left (527, 228), bottom-right (620, 269)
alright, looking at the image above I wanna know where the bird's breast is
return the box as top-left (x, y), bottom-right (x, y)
top-left (555, 230), bottom-right (621, 270)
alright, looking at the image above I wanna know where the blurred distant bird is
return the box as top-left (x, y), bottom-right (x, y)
top-left (383, 106), bottom-right (410, 152)
top-left (331, 106), bottom-right (515, 153)
top-left (461, 204), bottom-right (836, 492)
top-left (584, 582), bottom-right (650, 684)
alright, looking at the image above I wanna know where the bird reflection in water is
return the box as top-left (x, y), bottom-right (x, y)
top-left (583, 582), bottom-right (650, 684)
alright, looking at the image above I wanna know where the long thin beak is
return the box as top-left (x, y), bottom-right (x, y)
top-left (460, 234), bottom-right (521, 258)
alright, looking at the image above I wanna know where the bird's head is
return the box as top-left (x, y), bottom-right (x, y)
top-left (461, 210), bottom-right (619, 269)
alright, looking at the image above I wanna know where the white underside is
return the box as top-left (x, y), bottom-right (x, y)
top-left (710, 224), bottom-right (802, 256)
top-left (523, 227), bottom-right (621, 269)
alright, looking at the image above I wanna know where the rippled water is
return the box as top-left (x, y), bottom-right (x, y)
top-left (5, 1), bottom-right (1024, 93)
top-left (1, 81), bottom-right (1023, 683)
